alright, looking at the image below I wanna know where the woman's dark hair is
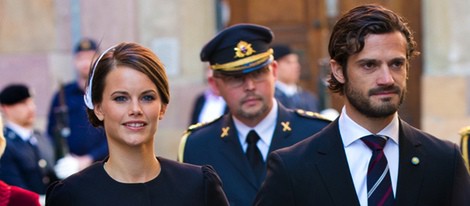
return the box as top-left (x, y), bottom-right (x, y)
top-left (327, 4), bottom-right (420, 94)
top-left (86, 42), bottom-right (170, 127)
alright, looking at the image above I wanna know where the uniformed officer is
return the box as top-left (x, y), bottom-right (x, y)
top-left (273, 44), bottom-right (321, 112)
top-left (47, 38), bottom-right (108, 179)
top-left (178, 23), bottom-right (331, 206)
top-left (0, 84), bottom-right (58, 195)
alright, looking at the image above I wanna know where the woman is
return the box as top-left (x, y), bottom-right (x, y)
top-left (0, 116), bottom-right (41, 206)
top-left (46, 42), bottom-right (228, 205)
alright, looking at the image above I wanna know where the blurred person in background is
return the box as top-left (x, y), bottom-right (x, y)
top-left (189, 65), bottom-right (228, 125)
top-left (0, 115), bottom-right (41, 206)
top-left (0, 84), bottom-right (57, 196)
top-left (273, 44), bottom-right (320, 112)
top-left (46, 38), bottom-right (108, 179)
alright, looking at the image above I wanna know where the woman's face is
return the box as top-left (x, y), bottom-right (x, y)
top-left (94, 66), bottom-right (167, 148)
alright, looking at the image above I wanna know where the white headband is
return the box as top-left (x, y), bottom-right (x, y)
top-left (84, 45), bottom-right (118, 110)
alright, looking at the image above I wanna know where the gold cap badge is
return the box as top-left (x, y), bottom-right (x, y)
top-left (234, 41), bottom-right (256, 58)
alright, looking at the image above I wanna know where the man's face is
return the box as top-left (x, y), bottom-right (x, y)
top-left (276, 53), bottom-right (301, 85)
top-left (209, 64), bottom-right (277, 126)
top-left (74, 50), bottom-right (96, 80)
top-left (2, 98), bottom-right (36, 128)
top-left (333, 31), bottom-right (408, 119)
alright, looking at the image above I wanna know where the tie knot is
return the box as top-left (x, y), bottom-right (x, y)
top-left (361, 135), bottom-right (388, 150)
top-left (247, 130), bottom-right (260, 144)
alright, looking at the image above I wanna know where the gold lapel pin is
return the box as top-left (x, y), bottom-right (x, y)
top-left (281, 121), bottom-right (291, 132)
top-left (221, 127), bottom-right (230, 138)
top-left (411, 157), bottom-right (420, 165)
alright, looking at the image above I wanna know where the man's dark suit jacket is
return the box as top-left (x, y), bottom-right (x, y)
top-left (180, 103), bottom-right (330, 206)
top-left (254, 119), bottom-right (470, 206)
top-left (0, 127), bottom-right (57, 194)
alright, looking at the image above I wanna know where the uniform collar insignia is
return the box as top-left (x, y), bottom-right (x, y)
top-left (221, 126), bottom-right (230, 138)
top-left (281, 121), bottom-right (291, 132)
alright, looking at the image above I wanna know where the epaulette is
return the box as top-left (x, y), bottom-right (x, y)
top-left (186, 115), bottom-right (222, 132)
top-left (459, 126), bottom-right (470, 172)
top-left (295, 109), bottom-right (331, 122)
top-left (459, 126), bottom-right (470, 136)
top-left (178, 116), bottom-right (222, 163)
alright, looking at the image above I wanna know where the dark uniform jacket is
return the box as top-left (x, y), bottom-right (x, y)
top-left (0, 127), bottom-right (57, 194)
top-left (47, 81), bottom-right (108, 161)
top-left (179, 103), bottom-right (330, 206)
top-left (255, 119), bottom-right (470, 206)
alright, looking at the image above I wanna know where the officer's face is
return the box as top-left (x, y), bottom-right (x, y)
top-left (210, 63), bottom-right (277, 126)
top-left (1, 98), bottom-right (36, 128)
top-left (94, 66), bottom-right (167, 148)
top-left (331, 31), bottom-right (407, 119)
top-left (74, 50), bottom-right (96, 81)
top-left (276, 53), bottom-right (301, 85)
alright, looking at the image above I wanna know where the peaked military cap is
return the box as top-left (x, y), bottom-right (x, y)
top-left (0, 84), bottom-right (32, 105)
top-left (74, 38), bottom-right (98, 54)
top-left (200, 23), bottom-right (274, 75)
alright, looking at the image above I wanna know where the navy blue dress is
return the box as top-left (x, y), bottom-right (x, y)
top-left (46, 157), bottom-right (229, 206)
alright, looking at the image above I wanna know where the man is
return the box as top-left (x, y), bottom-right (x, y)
top-left (273, 44), bottom-right (320, 112)
top-left (0, 84), bottom-right (57, 195)
top-left (255, 4), bottom-right (470, 206)
top-left (178, 24), bottom-right (330, 206)
top-left (47, 38), bottom-right (108, 178)
top-left (189, 66), bottom-right (228, 125)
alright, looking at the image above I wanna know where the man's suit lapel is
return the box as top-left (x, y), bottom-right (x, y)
top-left (217, 115), bottom-right (259, 189)
top-left (395, 120), bottom-right (425, 205)
top-left (314, 120), bottom-right (361, 205)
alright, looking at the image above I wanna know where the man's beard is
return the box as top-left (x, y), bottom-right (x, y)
top-left (236, 95), bottom-right (269, 119)
top-left (344, 83), bottom-right (406, 118)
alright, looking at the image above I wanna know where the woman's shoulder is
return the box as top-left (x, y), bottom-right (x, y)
top-left (9, 185), bottom-right (41, 206)
top-left (0, 181), bottom-right (40, 206)
top-left (158, 157), bottom-right (220, 181)
top-left (157, 157), bottom-right (228, 205)
top-left (158, 157), bottom-right (201, 174)
top-left (46, 161), bottom-right (106, 202)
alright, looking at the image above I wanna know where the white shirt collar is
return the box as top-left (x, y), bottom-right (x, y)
top-left (339, 106), bottom-right (399, 148)
top-left (6, 121), bottom-right (33, 142)
top-left (275, 81), bottom-right (298, 96)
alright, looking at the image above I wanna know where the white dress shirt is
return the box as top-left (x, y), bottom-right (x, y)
top-left (198, 89), bottom-right (226, 123)
top-left (338, 107), bottom-right (399, 206)
top-left (233, 100), bottom-right (278, 161)
top-left (275, 81), bottom-right (298, 96)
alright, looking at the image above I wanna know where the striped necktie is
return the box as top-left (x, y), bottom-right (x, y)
top-left (361, 135), bottom-right (395, 206)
